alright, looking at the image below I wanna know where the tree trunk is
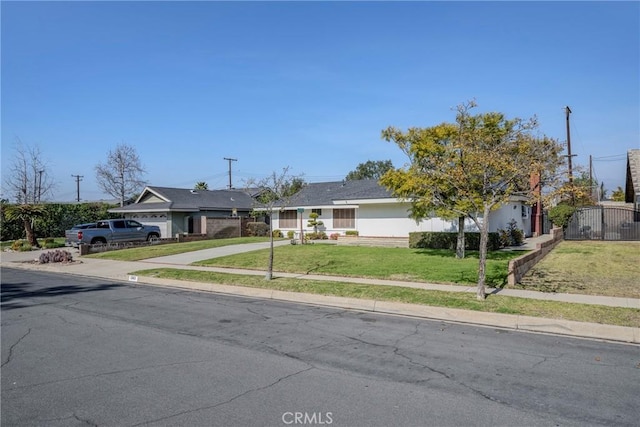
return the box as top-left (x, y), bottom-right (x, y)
top-left (23, 218), bottom-right (39, 248)
top-left (265, 213), bottom-right (274, 280)
top-left (456, 216), bottom-right (465, 259)
top-left (476, 205), bottom-right (491, 300)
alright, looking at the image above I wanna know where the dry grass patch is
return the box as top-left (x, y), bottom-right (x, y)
top-left (516, 241), bottom-right (640, 298)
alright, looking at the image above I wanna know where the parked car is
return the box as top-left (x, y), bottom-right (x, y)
top-left (65, 219), bottom-right (161, 246)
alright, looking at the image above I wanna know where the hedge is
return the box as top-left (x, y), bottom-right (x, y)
top-left (409, 231), bottom-right (501, 251)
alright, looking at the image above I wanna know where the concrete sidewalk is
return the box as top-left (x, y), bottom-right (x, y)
top-left (1, 243), bottom-right (639, 344)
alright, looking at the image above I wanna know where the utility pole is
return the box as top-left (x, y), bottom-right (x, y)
top-left (565, 106), bottom-right (575, 184)
top-left (71, 175), bottom-right (83, 202)
top-left (37, 170), bottom-right (44, 203)
top-left (223, 157), bottom-right (237, 189)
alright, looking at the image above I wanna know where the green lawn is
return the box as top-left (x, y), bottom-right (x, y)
top-left (193, 245), bottom-right (523, 287)
top-left (131, 268), bottom-right (640, 328)
top-left (85, 237), bottom-right (276, 261)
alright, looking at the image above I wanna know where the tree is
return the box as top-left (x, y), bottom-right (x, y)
top-left (95, 143), bottom-right (147, 207)
top-left (307, 212), bottom-right (324, 233)
top-left (380, 122), bottom-right (471, 259)
top-left (194, 182), bottom-right (209, 190)
top-left (346, 160), bottom-right (394, 181)
top-left (247, 167), bottom-right (303, 280)
top-left (4, 203), bottom-right (45, 247)
top-left (3, 140), bottom-right (54, 204)
top-left (611, 186), bottom-right (625, 202)
top-left (382, 102), bottom-right (564, 300)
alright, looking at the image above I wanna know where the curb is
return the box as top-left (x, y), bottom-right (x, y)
top-left (3, 260), bottom-right (639, 345)
top-left (132, 274), bottom-right (640, 345)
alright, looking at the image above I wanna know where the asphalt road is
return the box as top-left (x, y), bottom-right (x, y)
top-left (2, 268), bottom-right (639, 427)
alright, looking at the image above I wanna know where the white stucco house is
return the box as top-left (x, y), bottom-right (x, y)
top-left (268, 180), bottom-right (532, 238)
top-left (109, 181), bottom-right (532, 240)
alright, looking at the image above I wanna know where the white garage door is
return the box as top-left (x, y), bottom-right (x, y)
top-left (127, 214), bottom-right (168, 238)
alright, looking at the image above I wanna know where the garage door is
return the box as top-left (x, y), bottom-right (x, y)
top-left (126, 214), bottom-right (168, 238)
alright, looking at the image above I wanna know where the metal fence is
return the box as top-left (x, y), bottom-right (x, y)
top-left (565, 206), bottom-right (640, 241)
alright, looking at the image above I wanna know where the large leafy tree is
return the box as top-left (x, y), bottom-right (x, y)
top-left (381, 123), bottom-right (471, 259)
top-left (381, 102), bottom-right (564, 300)
top-left (95, 143), bottom-right (147, 207)
top-left (346, 160), bottom-right (394, 181)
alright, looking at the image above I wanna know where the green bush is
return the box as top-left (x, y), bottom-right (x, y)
top-left (409, 232), bottom-right (501, 251)
top-left (10, 240), bottom-right (33, 252)
top-left (287, 230), bottom-right (295, 239)
top-left (245, 222), bottom-right (270, 237)
top-left (41, 238), bottom-right (64, 249)
top-left (306, 231), bottom-right (328, 240)
top-left (548, 204), bottom-right (576, 229)
top-left (497, 219), bottom-right (525, 247)
top-left (345, 230), bottom-right (359, 236)
top-left (272, 229), bottom-right (283, 238)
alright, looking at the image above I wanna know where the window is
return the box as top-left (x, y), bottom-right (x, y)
top-left (333, 208), bottom-right (355, 228)
top-left (312, 208), bottom-right (322, 216)
top-left (279, 210), bottom-right (297, 228)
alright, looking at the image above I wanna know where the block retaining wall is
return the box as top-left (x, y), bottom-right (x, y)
top-left (508, 228), bottom-right (564, 286)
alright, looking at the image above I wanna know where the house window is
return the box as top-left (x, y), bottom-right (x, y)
top-left (333, 208), bottom-right (355, 228)
top-left (279, 210), bottom-right (297, 228)
top-left (312, 208), bottom-right (322, 216)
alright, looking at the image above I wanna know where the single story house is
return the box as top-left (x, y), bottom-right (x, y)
top-left (267, 180), bottom-right (533, 238)
top-left (109, 186), bottom-right (256, 238)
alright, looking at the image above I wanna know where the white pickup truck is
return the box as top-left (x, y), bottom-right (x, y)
top-left (65, 219), bottom-right (161, 246)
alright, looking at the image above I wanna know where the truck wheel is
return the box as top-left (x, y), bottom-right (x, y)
top-left (91, 237), bottom-right (107, 245)
top-left (147, 233), bottom-right (159, 241)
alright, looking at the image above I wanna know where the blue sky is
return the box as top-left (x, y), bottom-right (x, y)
top-left (2, 1), bottom-right (638, 202)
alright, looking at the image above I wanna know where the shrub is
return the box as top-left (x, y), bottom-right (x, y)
top-left (345, 230), bottom-right (359, 236)
top-left (548, 204), bottom-right (576, 229)
top-left (409, 232), bottom-right (501, 251)
top-left (329, 233), bottom-right (340, 240)
top-left (41, 238), bottom-right (64, 249)
top-left (306, 231), bottom-right (328, 240)
top-left (245, 222), bottom-right (270, 237)
top-left (497, 219), bottom-right (525, 247)
top-left (272, 229), bottom-right (283, 238)
top-left (39, 250), bottom-right (73, 264)
top-left (10, 240), bottom-right (33, 252)
top-left (287, 230), bottom-right (295, 239)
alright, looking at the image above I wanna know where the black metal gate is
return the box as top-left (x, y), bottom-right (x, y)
top-left (565, 206), bottom-right (640, 241)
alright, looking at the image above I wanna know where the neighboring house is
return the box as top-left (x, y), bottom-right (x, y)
top-left (625, 149), bottom-right (640, 211)
top-left (268, 180), bottom-right (533, 238)
top-left (109, 186), bottom-right (255, 238)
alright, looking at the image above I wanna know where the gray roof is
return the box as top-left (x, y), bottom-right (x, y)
top-left (626, 149), bottom-right (640, 203)
top-left (110, 186), bottom-right (255, 213)
top-left (276, 180), bottom-right (393, 207)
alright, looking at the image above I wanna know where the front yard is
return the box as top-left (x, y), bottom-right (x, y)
top-left (193, 244), bottom-right (521, 287)
top-left (516, 241), bottom-right (640, 298)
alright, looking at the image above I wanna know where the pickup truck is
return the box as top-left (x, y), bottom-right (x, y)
top-left (65, 219), bottom-right (161, 246)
